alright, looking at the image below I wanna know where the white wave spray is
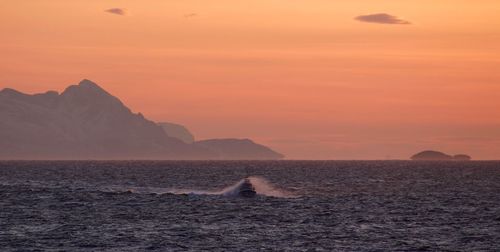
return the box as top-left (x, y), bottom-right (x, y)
top-left (104, 176), bottom-right (294, 198)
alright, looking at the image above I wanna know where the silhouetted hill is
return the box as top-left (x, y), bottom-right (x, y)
top-left (158, 122), bottom-right (195, 144)
top-left (0, 80), bottom-right (208, 159)
top-left (194, 138), bottom-right (285, 160)
top-left (0, 79), bottom-right (283, 160)
top-left (411, 150), bottom-right (472, 161)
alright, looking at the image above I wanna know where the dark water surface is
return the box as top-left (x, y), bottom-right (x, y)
top-left (1, 161), bottom-right (499, 251)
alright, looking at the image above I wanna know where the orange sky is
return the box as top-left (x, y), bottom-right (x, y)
top-left (1, 1), bottom-right (500, 159)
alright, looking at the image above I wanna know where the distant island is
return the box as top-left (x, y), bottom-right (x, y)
top-left (194, 139), bottom-right (283, 160)
top-left (0, 79), bottom-right (284, 160)
top-left (411, 150), bottom-right (471, 161)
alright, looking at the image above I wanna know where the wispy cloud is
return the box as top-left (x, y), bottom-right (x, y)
top-left (105, 8), bottom-right (127, 16)
top-left (184, 13), bottom-right (198, 18)
top-left (355, 13), bottom-right (411, 25)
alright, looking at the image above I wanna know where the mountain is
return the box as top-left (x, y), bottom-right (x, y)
top-left (410, 150), bottom-right (472, 161)
top-left (0, 79), bottom-right (209, 159)
top-left (158, 123), bottom-right (284, 159)
top-left (158, 122), bottom-right (195, 144)
top-left (0, 79), bottom-right (283, 160)
top-left (194, 138), bottom-right (285, 160)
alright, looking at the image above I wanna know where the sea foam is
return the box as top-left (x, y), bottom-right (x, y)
top-left (105, 176), bottom-right (294, 198)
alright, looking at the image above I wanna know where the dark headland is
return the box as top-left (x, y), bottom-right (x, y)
top-left (0, 79), bottom-right (284, 160)
top-left (411, 150), bottom-right (471, 161)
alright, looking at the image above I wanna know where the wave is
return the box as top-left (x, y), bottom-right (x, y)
top-left (103, 176), bottom-right (294, 198)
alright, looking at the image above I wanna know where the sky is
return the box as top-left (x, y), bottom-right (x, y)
top-left (1, 0), bottom-right (500, 159)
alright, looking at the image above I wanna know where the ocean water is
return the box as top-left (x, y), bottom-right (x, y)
top-left (0, 160), bottom-right (499, 251)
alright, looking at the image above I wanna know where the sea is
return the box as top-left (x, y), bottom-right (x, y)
top-left (0, 160), bottom-right (499, 251)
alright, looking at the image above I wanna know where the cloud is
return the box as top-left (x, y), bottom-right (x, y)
top-left (355, 13), bottom-right (410, 25)
top-left (105, 8), bottom-right (127, 16)
top-left (184, 13), bottom-right (198, 18)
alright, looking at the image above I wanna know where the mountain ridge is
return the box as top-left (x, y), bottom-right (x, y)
top-left (0, 79), bottom-right (283, 160)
